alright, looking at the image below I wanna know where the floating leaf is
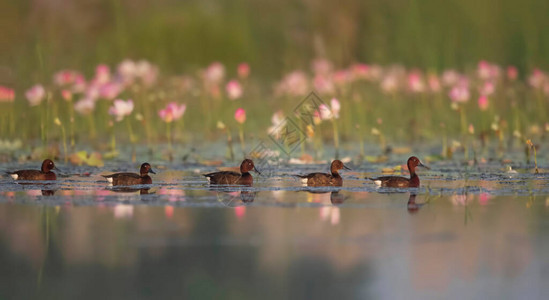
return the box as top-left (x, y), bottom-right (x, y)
top-left (69, 151), bottom-right (104, 167)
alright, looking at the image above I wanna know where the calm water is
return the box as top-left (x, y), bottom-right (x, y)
top-left (1, 156), bottom-right (548, 299)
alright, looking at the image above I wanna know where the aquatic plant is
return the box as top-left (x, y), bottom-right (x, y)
top-left (526, 139), bottom-right (539, 174)
top-left (234, 108), bottom-right (246, 153)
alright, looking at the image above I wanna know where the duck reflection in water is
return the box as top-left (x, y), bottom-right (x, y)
top-left (214, 189), bottom-right (257, 206)
top-left (407, 193), bottom-right (425, 214)
top-left (17, 182), bottom-right (57, 197)
top-left (108, 187), bottom-right (152, 195)
top-left (41, 189), bottom-right (56, 196)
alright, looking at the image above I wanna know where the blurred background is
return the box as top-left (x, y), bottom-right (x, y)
top-left (2, 0), bottom-right (549, 84)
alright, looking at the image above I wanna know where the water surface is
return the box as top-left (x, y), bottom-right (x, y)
top-left (0, 157), bottom-right (548, 299)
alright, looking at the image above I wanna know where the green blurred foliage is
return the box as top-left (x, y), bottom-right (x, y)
top-left (1, 0), bottom-right (548, 86)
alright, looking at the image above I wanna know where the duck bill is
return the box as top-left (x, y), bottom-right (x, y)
top-left (253, 166), bottom-right (262, 175)
top-left (418, 162), bottom-right (430, 170)
top-left (343, 164), bottom-right (351, 170)
top-left (149, 169), bottom-right (157, 174)
top-left (53, 166), bottom-right (62, 172)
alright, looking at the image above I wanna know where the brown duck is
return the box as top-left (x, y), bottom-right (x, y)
top-left (204, 159), bottom-right (260, 185)
top-left (368, 156), bottom-right (429, 188)
top-left (9, 159), bottom-right (58, 181)
top-left (296, 160), bottom-right (351, 186)
top-left (102, 162), bottom-right (156, 186)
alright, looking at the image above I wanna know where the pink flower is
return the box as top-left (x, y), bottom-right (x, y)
top-left (25, 84), bottom-right (46, 106)
top-left (477, 60), bottom-right (491, 80)
top-left (442, 70), bottom-right (460, 86)
top-left (528, 69), bottom-right (546, 89)
top-left (94, 64), bottom-right (111, 84)
top-left (108, 99), bottom-right (134, 121)
top-left (477, 60), bottom-right (501, 81)
top-left (275, 71), bottom-right (309, 97)
top-left (117, 59), bottom-right (137, 83)
top-left (99, 82), bottom-right (122, 99)
top-left (158, 102), bottom-right (186, 123)
top-left (330, 98), bottom-right (340, 119)
top-left (53, 70), bottom-right (83, 86)
top-left (72, 74), bottom-right (87, 93)
top-left (0, 86), bottom-right (15, 102)
top-left (225, 79), bottom-right (243, 100)
top-left (318, 99), bottom-right (340, 120)
top-left (507, 66), bottom-right (518, 81)
top-left (380, 74), bottom-right (398, 94)
top-left (407, 70), bottom-right (425, 93)
top-left (237, 63), bottom-right (250, 79)
top-left (204, 62), bottom-right (225, 84)
top-left (449, 78), bottom-right (470, 103)
top-left (135, 60), bottom-right (159, 87)
top-left (268, 110), bottom-right (286, 137)
top-left (74, 98), bottom-right (96, 115)
top-left (313, 74), bottom-right (335, 95)
top-left (449, 86), bottom-right (470, 103)
top-left (319, 104), bottom-right (333, 120)
top-left (350, 63), bottom-right (369, 80)
top-left (479, 81), bottom-right (495, 96)
top-left (234, 108), bottom-right (246, 124)
top-left (478, 96), bottom-right (489, 111)
top-left (61, 89), bottom-right (72, 101)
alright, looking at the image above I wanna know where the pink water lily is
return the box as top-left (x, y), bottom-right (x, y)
top-left (74, 98), bottom-right (96, 115)
top-left (479, 81), bottom-right (495, 96)
top-left (100, 81), bottom-right (122, 99)
top-left (158, 102), bottom-right (186, 123)
top-left (318, 105), bottom-right (332, 120)
top-left (449, 79), bottom-right (470, 103)
top-left (234, 108), bottom-right (246, 124)
top-left (315, 99), bottom-right (341, 121)
top-left (226, 79), bottom-right (243, 100)
top-left (350, 63), bottom-right (369, 80)
top-left (507, 66), bottom-right (518, 81)
top-left (330, 98), bottom-right (341, 119)
top-left (94, 64), bottom-right (111, 85)
top-left (0, 86), bottom-right (15, 102)
top-left (109, 99), bottom-right (134, 121)
top-left (237, 63), bottom-right (250, 79)
top-left (528, 69), bottom-right (546, 89)
top-left (204, 62), bottom-right (225, 84)
top-left (317, 98), bottom-right (341, 120)
top-left (61, 89), bottom-right (72, 101)
top-left (313, 74), bottom-right (335, 95)
top-left (407, 70), bottom-right (425, 93)
top-left (25, 84), bottom-right (46, 106)
top-left (53, 70), bottom-right (83, 86)
top-left (135, 60), bottom-right (159, 87)
top-left (275, 71), bottom-right (309, 97)
top-left (478, 96), bottom-right (489, 111)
